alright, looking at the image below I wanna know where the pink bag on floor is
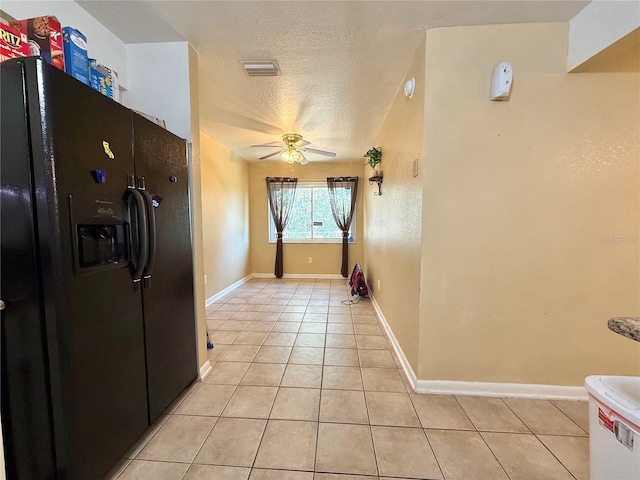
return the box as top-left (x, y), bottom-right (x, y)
top-left (349, 262), bottom-right (369, 298)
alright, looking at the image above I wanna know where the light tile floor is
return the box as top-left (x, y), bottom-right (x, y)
top-left (107, 278), bottom-right (589, 480)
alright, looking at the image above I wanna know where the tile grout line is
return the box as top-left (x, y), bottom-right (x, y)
top-left (180, 416), bottom-right (218, 477)
top-left (449, 394), bottom-right (515, 479)
top-left (499, 398), bottom-right (535, 435)
top-left (312, 288), bottom-right (330, 475)
top-left (532, 433), bottom-right (580, 480)
top-left (531, 401), bottom-right (584, 480)
top-left (420, 425), bottom-right (446, 480)
top-left (548, 399), bottom-right (590, 436)
top-left (355, 296), bottom-right (381, 479)
top-left (473, 426), bottom-right (514, 480)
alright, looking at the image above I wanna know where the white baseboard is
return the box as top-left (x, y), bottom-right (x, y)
top-left (251, 273), bottom-right (346, 280)
top-left (205, 275), bottom-right (252, 306)
top-left (370, 294), bottom-right (418, 391)
top-left (199, 360), bottom-right (212, 381)
top-left (369, 295), bottom-right (588, 401)
top-left (414, 380), bottom-right (588, 400)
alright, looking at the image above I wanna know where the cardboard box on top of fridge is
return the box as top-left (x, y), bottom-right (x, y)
top-left (62, 27), bottom-right (89, 85)
top-left (132, 109), bottom-right (167, 129)
top-left (0, 21), bottom-right (29, 63)
top-left (89, 58), bottom-right (120, 102)
top-left (17, 16), bottom-right (64, 71)
top-left (0, 9), bottom-right (18, 25)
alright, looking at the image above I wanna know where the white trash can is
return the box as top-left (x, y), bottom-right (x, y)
top-left (585, 376), bottom-right (640, 480)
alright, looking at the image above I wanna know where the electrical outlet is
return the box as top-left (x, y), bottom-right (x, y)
top-left (204, 275), bottom-right (208, 284)
top-left (308, 257), bottom-right (313, 264)
top-left (377, 279), bottom-right (381, 289)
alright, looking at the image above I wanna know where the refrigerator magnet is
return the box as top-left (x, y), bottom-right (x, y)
top-left (102, 141), bottom-right (114, 159)
top-left (92, 169), bottom-right (106, 184)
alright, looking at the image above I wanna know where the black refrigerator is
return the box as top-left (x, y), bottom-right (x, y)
top-left (1, 57), bottom-right (198, 479)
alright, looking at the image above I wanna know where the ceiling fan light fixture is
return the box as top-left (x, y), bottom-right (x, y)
top-left (251, 133), bottom-right (335, 166)
top-left (282, 133), bottom-right (303, 145)
top-left (241, 60), bottom-right (280, 76)
top-left (281, 147), bottom-right (300, 164)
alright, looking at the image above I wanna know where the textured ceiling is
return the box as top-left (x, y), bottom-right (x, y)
top-left (77, 1), bottom-right (590, 162)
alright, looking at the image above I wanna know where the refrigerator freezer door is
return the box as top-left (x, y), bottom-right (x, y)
top-left (133, 115), bottom-right (198, 422)
top-left (1, 55), bottom-right (57, 480)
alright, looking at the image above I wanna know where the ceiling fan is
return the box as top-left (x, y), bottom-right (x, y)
top-left (252, 133), bottom-right (336, 165)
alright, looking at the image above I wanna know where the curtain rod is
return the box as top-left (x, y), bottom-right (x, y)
top-left (265, 177), bottom-right (298, 182)
top-left (265, 177), bottom-right (358, 182)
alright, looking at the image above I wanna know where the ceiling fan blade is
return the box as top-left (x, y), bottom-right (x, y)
top-left (304, 148), bottom-right (336, 158)
top-left (299, 153), bottom-right (309, 165)
top-left (259, 151), bottom-right (282, 160)
top-left (297, 140), bottom-right (310, 147)
top-left (251, 141), bottom-right (282, 147)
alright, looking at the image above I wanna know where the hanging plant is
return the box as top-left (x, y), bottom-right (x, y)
top-left (363, 147), bottom-right (381, 169)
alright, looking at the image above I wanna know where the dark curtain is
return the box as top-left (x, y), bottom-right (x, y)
top-left (326, 177), bottom-right (358, 277)
top-left (266, 177), bottom-right (298, 278)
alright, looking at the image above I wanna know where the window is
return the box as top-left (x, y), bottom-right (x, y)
top-left (269, 182), bottom-right (355, 243)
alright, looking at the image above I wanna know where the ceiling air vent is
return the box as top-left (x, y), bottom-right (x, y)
top-left (241, 60), bottom-right (280, 77)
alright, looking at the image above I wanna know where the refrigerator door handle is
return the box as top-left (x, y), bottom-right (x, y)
top-left (140, 190), bottom-right (157, 289)
top-left (128, 188), bottom-right (149, 292)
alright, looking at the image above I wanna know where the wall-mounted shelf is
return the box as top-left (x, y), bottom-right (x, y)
top-left (368, 175), bottom-right (383, 196)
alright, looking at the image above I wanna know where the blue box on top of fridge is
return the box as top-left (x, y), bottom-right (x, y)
top-left (62, 27), bottom-right (89, 85)
top-left (89, 58), bottom-right (119, 101)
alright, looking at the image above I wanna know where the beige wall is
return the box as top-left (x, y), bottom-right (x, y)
top-left (363, 35), bottom-right (427, 372)
top-left (187, 46), bottom-right (209, 370)
top-left (249, 161), bottom-right (364, 276)
top-left (418, 22), bottom-right (640, 385)
top-left (201, 133), bottom-right (251, 301)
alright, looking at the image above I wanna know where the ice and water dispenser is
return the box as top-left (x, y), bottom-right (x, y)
top-left (76, 223), bottom-right (128, 269)
top-left (70, 195), bottom-right (129, 271)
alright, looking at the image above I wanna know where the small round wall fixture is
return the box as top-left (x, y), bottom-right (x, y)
top-left (404, 77), bottom-right (415, 99)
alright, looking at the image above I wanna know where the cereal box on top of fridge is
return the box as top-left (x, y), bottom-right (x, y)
top-left (18, 16), bottom-right (64, 71)
top-left (0, 21), bottom-right (28, 62)
top-left (62, 27), bottom-right (89, 85)
top-left (89, 58), bottom-right (120, 102)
